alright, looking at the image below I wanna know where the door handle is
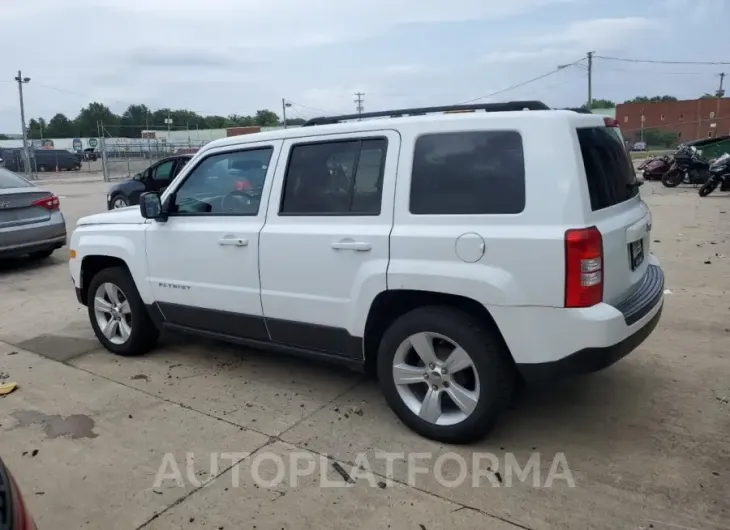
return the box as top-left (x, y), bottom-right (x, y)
top-left (218, 236), bottom-right (248, 247)
top-left (331, 240), bottom-right (372, 252)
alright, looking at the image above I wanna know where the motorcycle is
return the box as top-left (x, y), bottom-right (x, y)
top-left (638, 154), bottom-right (672, 181)
top-left (661, 145), bottom-right (711, 188)
top-left (699, 153), bottom-right (730, 197)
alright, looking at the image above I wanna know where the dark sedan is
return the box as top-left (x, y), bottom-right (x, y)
top-left (106, 155), bottom-right (191, 209)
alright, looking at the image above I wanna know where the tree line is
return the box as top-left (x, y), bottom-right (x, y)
top-left (22, 102), bottom-right (306, 140)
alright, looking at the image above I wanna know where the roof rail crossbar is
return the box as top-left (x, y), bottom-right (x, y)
top-left (301, 101), bottom-right (551, 126)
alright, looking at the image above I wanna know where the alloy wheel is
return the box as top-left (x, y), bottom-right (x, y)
top-left (93, 282), bottom-right (132, 345)
top-left (392, 332), bottom-right (480, 426)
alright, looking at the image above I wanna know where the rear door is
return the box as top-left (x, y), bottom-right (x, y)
top-left (576, 125), bottom-right (651, 306)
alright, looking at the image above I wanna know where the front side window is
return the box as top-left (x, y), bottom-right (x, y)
top-left (280, 138), bottom-right (387, 215)
top-left (152, 160), bottom-right (175, 181)
top-left (410, 131), bottom-right (526, 215)
top-left (171, 147), bottom-right (273, 215)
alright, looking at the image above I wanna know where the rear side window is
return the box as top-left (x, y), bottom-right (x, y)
top-left (280, 138), bottom-right (387, 215)
top-left (577, 127), bottom-right (638, 211)
top-left (410, 131), bottom-right (525, 215)
top-left (0, 168), bottom-right (32, 189)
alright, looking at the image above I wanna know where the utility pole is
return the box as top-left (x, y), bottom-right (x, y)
top-left (587, 51), bottom-right (594, 110)
top-left (282, 98), bottom-right (291, 128)
top-left (14, 70), bottom-right (31, 177)
top-left (717, 73), bottom-right (725, 131)
top-left (354, 92), bottom-right (365, 115)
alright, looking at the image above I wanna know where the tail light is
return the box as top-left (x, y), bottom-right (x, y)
top-left (0, 459), bottom-right (37, 530)
top-left (565, 226), bottom-right (603, 308)
top-left (604, 117), bottom-right (620, 128)
top-left (31, 195), bottom-right (60, 210)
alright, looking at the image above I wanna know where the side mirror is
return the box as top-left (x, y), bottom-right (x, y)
top-left (140, 192), bottom-right (166, 221)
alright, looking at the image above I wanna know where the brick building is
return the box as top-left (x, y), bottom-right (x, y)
top-left (616, 98), bottom-right (730, 144)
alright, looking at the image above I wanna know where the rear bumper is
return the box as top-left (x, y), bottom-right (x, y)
top-left (510, 261), bottom-right (665, 382)
top-left (0, 232), bottom-right (67, 258)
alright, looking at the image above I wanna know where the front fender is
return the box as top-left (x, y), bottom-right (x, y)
top-left (71, 226), bottom-right (152, 303)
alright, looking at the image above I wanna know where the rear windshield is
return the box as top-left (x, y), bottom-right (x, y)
top-left (0, 168), bottom-right (32, 189)
top-left (577, 126), bottom-right (638, 211)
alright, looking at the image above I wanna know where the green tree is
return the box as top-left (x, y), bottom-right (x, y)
top-left (45, 113), bottom-right (75, 138)
top-left (624, 95), bottom-right (678, 104)
top-left (581, 98), bottom-right (615, 110)
top-left (254, 109), bottom-right (280, 126)
top-left (643, 128), bottom-right (680, 148)
top-left (120, 104), bottom-right (153, 138)
top-left (204, 115), bottom-right (229, 129)
top-left (284, 118), bottom-right (306, 126)
top-left (0, 134), bottom-right (9, 140)
top-left (74, 102), bottom-right (120, 137)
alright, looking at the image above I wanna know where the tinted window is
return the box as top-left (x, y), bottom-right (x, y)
top-left (172, 147), bottom-right (273, 216)
top-left (280, 138), bottom-right (387, 215)
top-left (577, 127), bottom-right (638, 211)
top-left (152, 160), bottom-right (175, 181)
top-left (0, 168), bottom-right (32, 189)
top-left (410, 131), bottom-right (525, 215)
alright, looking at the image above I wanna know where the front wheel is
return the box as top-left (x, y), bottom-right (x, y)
top-left (87, 266), bottom-right (159, 356)
top-left (699, 179), bottom-right (720, 197)
top-left (110, 194), bottom-right (129, 209)
top-left (377, 306), bottom-right (514, 444)
top-left (661, 169), bottom-right (681, 188)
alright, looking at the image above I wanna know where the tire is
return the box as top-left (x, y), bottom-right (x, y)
top-left (86, 266), bottom-right (159, 356)
top-left (28, 249), bottom-right (54, 260)
top-left (377, 306), bottom-right (514, 444)
top-left (699, 179), bottom-right (719, 197)
top-left (110, 194), bottom-right (129, 209)
top-left (661, 169), bottom-right (681, 188)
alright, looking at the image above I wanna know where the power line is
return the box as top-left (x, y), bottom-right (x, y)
top-left (596, 55), bottom-right (730, 66)
top-left (287, 101), bottom-right (335, 116)
top-left (596, 66), bottom-right (716, 76)
top-left (456, 58), bottom-right (585, 104)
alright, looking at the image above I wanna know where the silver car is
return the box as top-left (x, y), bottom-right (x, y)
top-left (0, 168), bottom-right (67, 259)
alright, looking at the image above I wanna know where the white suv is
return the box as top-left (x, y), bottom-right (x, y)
top-left (69, 102), bottom-right (664, 443)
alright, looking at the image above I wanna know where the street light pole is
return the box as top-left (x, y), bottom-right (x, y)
top-left (14, 70), bottom-right (31, 177)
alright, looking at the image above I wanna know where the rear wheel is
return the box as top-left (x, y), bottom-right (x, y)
top-left (661, 169), bottom-right (681, 188)
top-left (377, 306), bottom-right (514, 444)
top-left (699, 179), bottom-right (719, 197)
top-left (87, 266), bottom-right (159, 356)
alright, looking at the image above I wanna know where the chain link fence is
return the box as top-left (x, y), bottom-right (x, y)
top-left (99, 139), bottom-right (209, 181)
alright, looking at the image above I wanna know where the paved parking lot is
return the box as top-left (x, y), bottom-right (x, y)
top-left (1, 178), bottom-right (728, 530)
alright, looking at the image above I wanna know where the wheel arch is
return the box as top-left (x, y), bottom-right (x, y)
top-left (362, 289), bottom-right (515, 377)
top-left (79, 256), bottom-right (131, 306)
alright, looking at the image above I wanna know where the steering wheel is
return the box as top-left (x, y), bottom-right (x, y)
top-left (221, 189), bottom-right (259, 214)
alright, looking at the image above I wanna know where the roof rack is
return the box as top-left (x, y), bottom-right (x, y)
top-left (301, 101), bottom-right (551, 126)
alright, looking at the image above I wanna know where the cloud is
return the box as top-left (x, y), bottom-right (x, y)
top-left (531, 17), bottom-right (657, 49)
top-left (480, 49), bottom-right (579, 64)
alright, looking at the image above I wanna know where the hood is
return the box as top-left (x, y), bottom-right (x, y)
top-left (77, 206), bottom-right (145, 226)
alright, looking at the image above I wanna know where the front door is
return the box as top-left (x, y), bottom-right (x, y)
top-left (144, 140), bottom-right (282, 341)
top-left (259, 131), bottom-right (398, 358)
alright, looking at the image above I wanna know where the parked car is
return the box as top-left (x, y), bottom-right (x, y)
top-left (632, 142), bottom-right (648, 152)
top-left (69, 102), bottom-right (664, 443)
top-left (0, 168), bottom-right (66, 259)
top-left (77, 148), bottom-right (98, 161)
top-left (106, 155), bottom-right (192, 209)
top-left (32, 149), bottom-right (82, 172)
top-left (0, 456), bottom-right (37, 529)
top-left (0, 148), bottom-right (31, 173)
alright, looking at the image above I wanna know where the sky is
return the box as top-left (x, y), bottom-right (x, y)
top-left (1, 0), bottom-right (729, 134)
